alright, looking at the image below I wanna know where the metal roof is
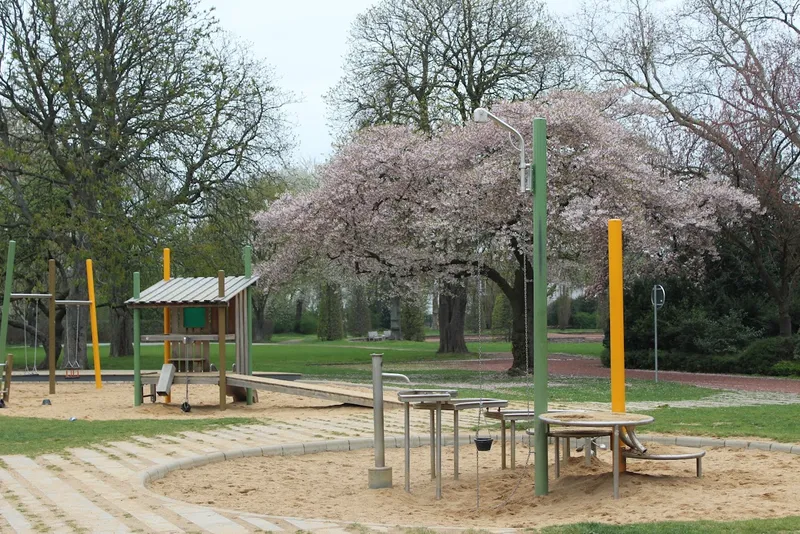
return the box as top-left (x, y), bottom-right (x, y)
top-left (125, 276), bottom-right (259, 307)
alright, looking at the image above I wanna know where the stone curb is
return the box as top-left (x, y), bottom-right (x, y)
top-left (135, 433), bottom-right (800, 489)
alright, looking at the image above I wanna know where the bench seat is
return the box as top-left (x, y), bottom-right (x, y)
top-left (623, 446), bottom-right (706, 477)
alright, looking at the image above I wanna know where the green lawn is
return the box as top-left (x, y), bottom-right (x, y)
top-left (5, 339), bottom-right (603, 378)
top-left (0, 416), bottom-right (258, 457)
top-left (641, 404), bottom-right (800, 442)
top-left (499, 404), bottom-right (800, 443)
top-left (84, 339), bottom-right (603, 374)
top-left (538, 516), bottom-right (800, 533)
top-left (412, 378), bottom-right (717, 405)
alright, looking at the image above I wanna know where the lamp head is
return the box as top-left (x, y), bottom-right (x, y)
top-left (473, 108), bottom-right (490, 123)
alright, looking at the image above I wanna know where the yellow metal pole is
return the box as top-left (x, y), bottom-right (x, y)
top-left (218, 271), bottom-right (226, 411)
top-left (163, 248), bottom-right (171, 403)
top-left (86, 259), bottom-right (102, 389)
top-left (608, 219), bottom-right (626, 412)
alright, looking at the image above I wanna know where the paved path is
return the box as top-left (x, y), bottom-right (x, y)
top-left (0, 407), bottom-right (497, 534)
top-left (464, 354), bottom-right (800, 394)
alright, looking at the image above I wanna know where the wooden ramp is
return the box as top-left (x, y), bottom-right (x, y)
top-left (226, 373), bottom-right (401, 408)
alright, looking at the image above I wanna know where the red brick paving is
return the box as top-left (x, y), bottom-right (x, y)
top-left (465, 354), bottom-right (800, 394)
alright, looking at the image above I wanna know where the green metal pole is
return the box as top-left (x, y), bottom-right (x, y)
top-left (532, 118), bottom-right (549, 496)
top-left (244, 245), bottom-right (254, 405)
top-left (0, 241), bottom-right (16, 364)
top-left (133, 272), bottom-right (142, 406)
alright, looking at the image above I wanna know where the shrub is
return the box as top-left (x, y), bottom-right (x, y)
top-left (735, 336), bottom-right (796, 375)
top-left (571, 311), bottom-right (597, 329)
top-left (772, 360), bottom-right (800, 376)
top-left (298, 313), bottom-right (318, 335)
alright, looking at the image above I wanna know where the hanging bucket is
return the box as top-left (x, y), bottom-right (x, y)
top-left (474, 437), bottom-right (493, 452)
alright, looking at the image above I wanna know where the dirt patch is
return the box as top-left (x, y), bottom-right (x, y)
top-left (0, 381), bottom-right (367, 421)
top-left (152, 442), bottom-right (800, 529)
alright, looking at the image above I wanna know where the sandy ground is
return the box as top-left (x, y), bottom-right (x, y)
top-left (152, 443), bottom-right (800, 529)
top-left (7, 382), bottom-right (800, 529)
top-left (0, 381), bottom-right (363, 421)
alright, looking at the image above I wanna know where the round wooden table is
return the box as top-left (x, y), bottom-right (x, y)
top-left (539, 410), bottom-right (654, 498)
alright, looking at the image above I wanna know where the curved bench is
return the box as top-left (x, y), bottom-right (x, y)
top-left (622, 447), bottom-right (706, 477)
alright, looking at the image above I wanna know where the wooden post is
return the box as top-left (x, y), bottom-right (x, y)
top-left (218, 271), bottom-right (226, 410)
top-left (3, 353), bottom-right (12, 403)
top-left (86, 259), bottom-right (102, 389)
top-left (133, 272), bottom-right (142, 406)
top-left (0, 241), bottom-right (15, 379)
top-left (48, 259), bottom-right (56, 395)
top-left (243, 245), bottom-right (253, 405)
top-left (163, 248), bottom-right (171, 403)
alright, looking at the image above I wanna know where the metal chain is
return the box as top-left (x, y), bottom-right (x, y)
top-left (22, 300), bottom-right (29, 373)
top-left (32, 304), bottom-right (39, 372)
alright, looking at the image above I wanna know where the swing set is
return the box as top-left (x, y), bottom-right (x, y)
top-left (0, 241), bottom-right (103, 395)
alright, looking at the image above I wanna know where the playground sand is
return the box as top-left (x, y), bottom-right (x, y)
top-left (0, 382), bottom-right (359, 420)
top-left (153, 443), bottom-right (800, 529)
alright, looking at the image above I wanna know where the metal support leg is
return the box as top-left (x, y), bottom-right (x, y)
top-left (436, 402), bottom-right (442, 500)
top-left (697, 457), bottom-right (703, 478)
top-left (612, 425), bottom-right (620, 499)
top-left (584, 438), bottom-right (591, 466)
top-left (430, 410), bottom-right (436, 479)
top-left (453, 410), bottom-right (459, 480)
top-left (563, 437), bottom-right (569, 463)
top-left (554, 435), bottom-right (560, 478)
top-left (501, 419), bottom-right (507, 469)
top-left (510, 421), bottom-right (516, 470)
top-left (404, 403), bottom-right (411, 492)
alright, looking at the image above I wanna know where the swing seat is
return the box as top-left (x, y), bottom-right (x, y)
top-left (65, 368), bottom-right (80, 379)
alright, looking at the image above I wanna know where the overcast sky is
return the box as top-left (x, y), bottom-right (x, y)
top-left (202, 0), bottom-right (582, 164)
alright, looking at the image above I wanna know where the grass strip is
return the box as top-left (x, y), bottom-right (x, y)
top-left (538, 516), bottom-right (800, 533)
top-left (0, 416), bottom-right (258, 457)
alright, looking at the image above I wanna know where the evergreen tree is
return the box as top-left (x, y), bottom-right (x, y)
top-left (492, 293), bottom-right (513, 341)
top-left (318, 283), bottom-right (344, 341)
top-left (401, 298), bottom-right (426, 342)
top-left (349, 285), bottom-right (371, 337)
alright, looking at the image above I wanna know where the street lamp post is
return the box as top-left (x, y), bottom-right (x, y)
top-left (473, 108), bottom-right (529, 192)
top-left (474, 108), bottom-right (549, 496)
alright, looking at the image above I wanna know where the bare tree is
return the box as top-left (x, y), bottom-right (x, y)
top-left (576, 0), bottom-right (800, 336)
top-left (329, 0), bottom-right (570, 134)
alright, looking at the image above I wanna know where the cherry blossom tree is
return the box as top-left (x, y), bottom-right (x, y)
top-left (255, 91), bottom-right (757, 371)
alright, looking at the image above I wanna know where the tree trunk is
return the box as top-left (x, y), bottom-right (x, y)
top-left (294, 296), bottom-right (304, 333)
top-left (778, 301), bottom-right (793, 337)
top-left (109, 304), bottom-right (133, 357)
top-left (437, 282), bottom-right (468, 354)
top-left (109, 280), bottom-right (133, 356)
top-left (253, 292), bottom-right (270, 342)
top-left (389, 296), bottom-right (402, 340)
top-left (509, 266), bottom-right (533, 374)
top-left (431, 291), bottom-right (439, 330)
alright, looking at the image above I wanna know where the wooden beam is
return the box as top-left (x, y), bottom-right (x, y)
top-left (218, 271), bottom-right (226, 410)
